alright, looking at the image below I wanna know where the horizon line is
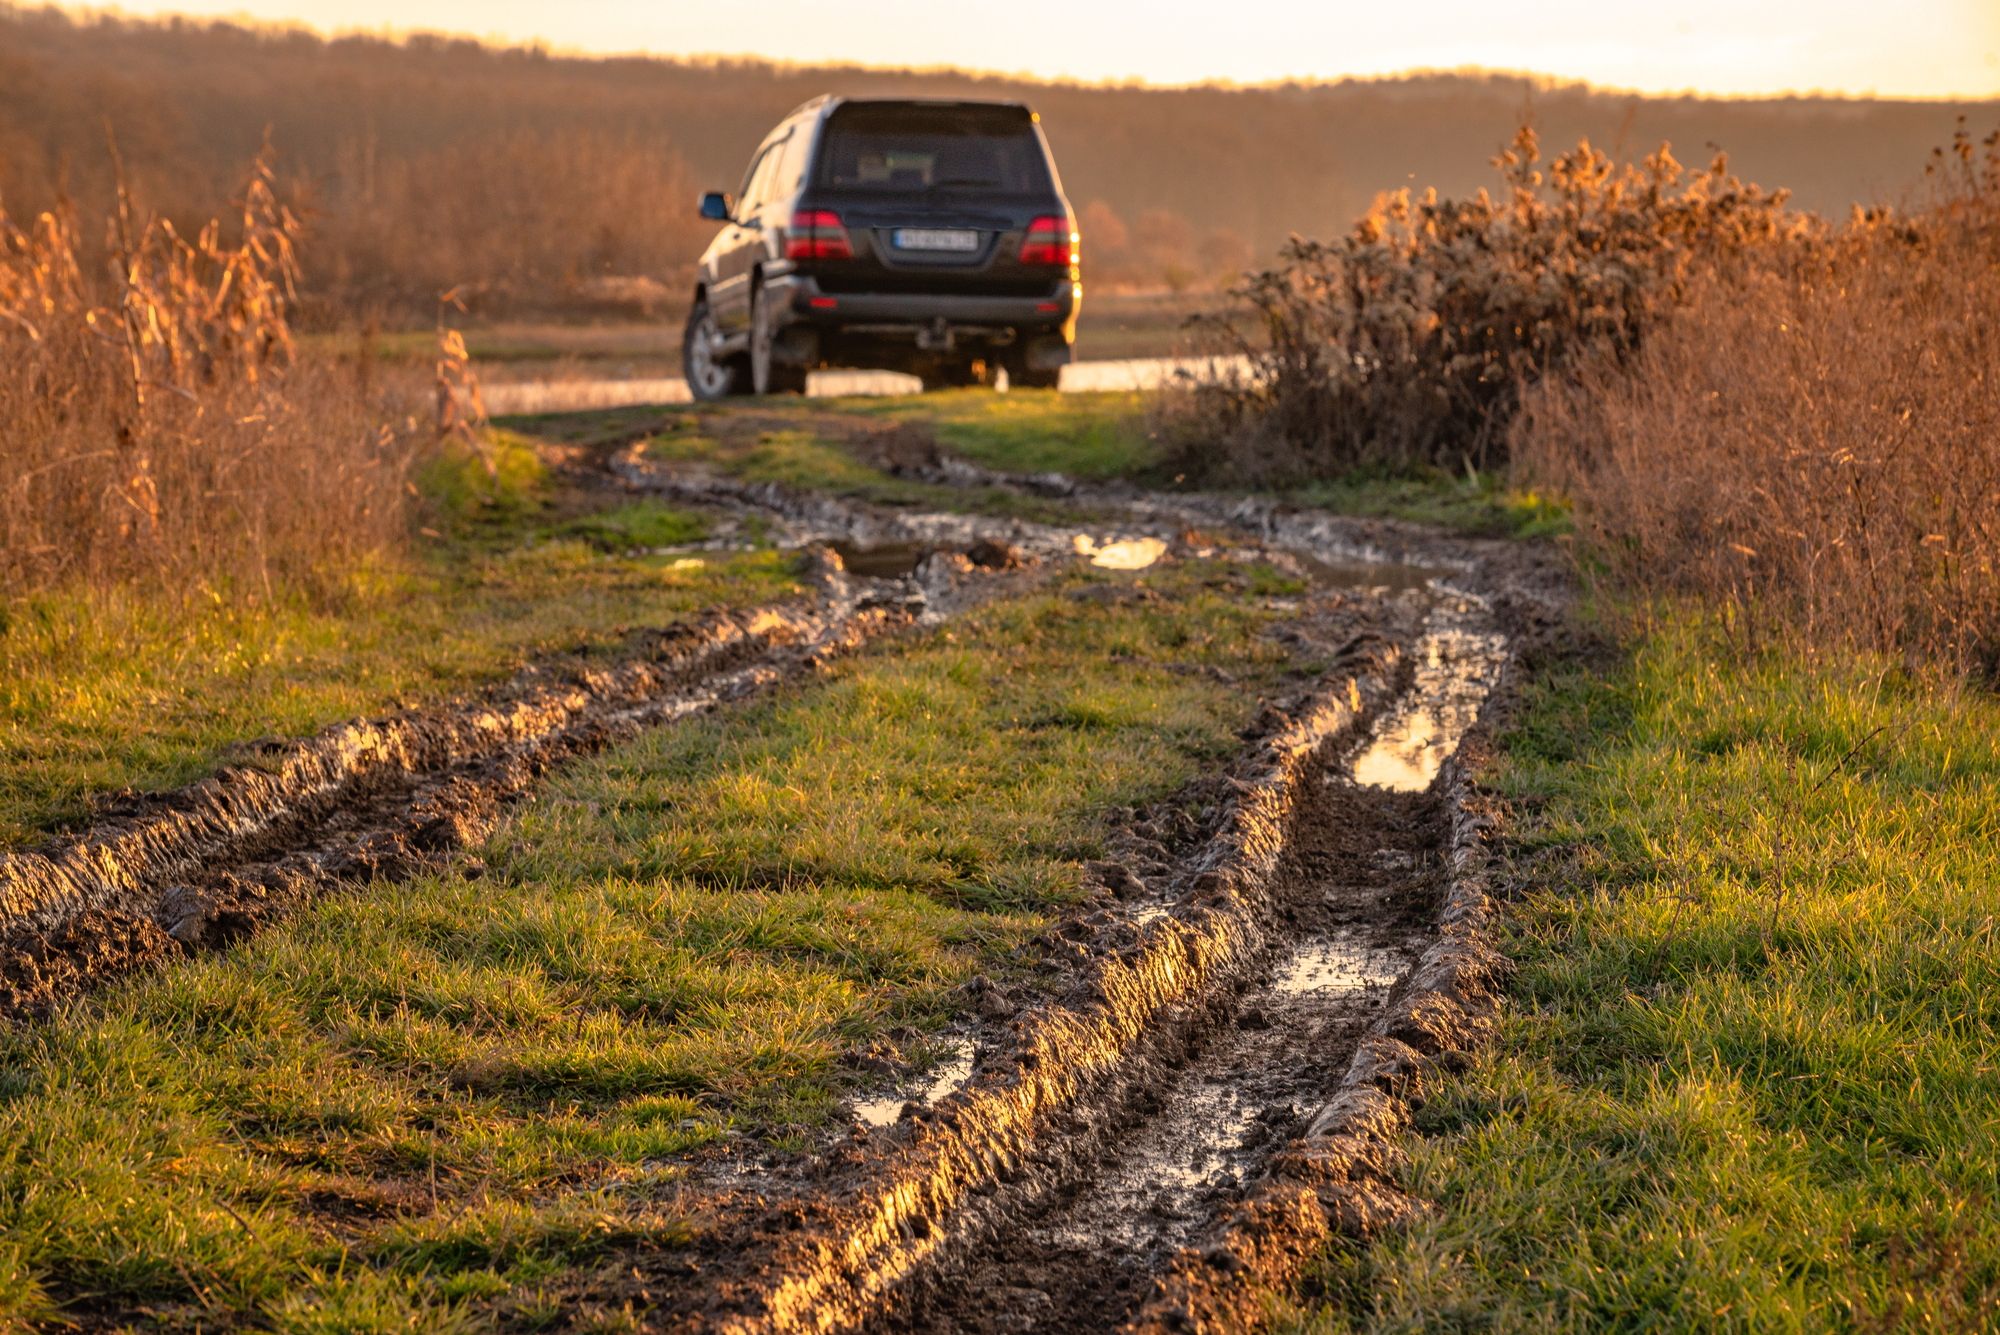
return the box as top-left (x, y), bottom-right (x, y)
top-left (38, 3), bottom-right (2000, 105)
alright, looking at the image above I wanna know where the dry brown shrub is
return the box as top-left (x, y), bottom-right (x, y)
top-left (1516, 125), bottom-right (2000, 677)
top-left (1161, 127), bottom-right (1808, 484)
top-left (0, 148), bottom-right (424, 599)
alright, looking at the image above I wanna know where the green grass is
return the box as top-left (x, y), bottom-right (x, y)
top-left (714, 395), bottom-right (1554, 536)
top-left (1284, 609), bottom-right (2000, 1331)
top-left (1289, 468), bottom-right (1570, 540)
top-left (0, 434), bottom-right (793, 846)
top-left (830, 388), bottom-right (1159, 480)
top-left (0, 559), bottom-right (1310, 1330)
top-left (649, 425), bottom-right (900, 495)
top-left (552, 501), bottom-right (710, 552)
top-left (639, 422), bottom-right (1091, 526)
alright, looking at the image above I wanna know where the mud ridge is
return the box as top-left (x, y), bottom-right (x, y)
top-left (663, 640), bottom-right (1412, 1335)
top-left (0, 556), bottom-right (999, 1018)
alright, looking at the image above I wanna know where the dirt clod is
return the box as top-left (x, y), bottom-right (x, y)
top-left (967, 538), bottom-right (1023, 570)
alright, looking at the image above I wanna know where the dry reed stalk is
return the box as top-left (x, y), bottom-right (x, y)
top-left (0, 145), bottom-right (425, 600)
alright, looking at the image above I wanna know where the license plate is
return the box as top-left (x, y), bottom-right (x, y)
top-left (892, 228), bottom-right (980, 253)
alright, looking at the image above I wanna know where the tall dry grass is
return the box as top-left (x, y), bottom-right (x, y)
top-left (0, 149), bottom-right (424, 600)
top-left (1516, 126), bottom-right (2000, 678)
top-left (1161, 127), bottom-right (1806, 484)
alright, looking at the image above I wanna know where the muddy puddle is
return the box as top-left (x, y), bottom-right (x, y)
top-left (852, 1044), bottom-right (977, 1128)
top-left (1346, 605), bottom-right (1508, 793)
top-left (861, 727), bottom-right (1453, 1335)
top-left (1276, 930), bottom-right (1412, 994)
top-left (1034, 928), bottom-right (1415, 1263)
top-left (1288, 551), bottom-right (1447, 593)
top-left (831, 539), bottom-right (930, 578)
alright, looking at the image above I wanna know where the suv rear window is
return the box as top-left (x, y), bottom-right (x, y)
top-left (816, 104), bottom-right (1052, 195)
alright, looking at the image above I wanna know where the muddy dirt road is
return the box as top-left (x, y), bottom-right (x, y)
top-left (1, 415), bottom-right (1561, 1329)
top-left (654, 577), bottom-right (1518, 1335)
top-left (591, 429), bottom-right (1548, 1333)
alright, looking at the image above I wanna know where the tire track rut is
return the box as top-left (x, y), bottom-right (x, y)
top-left (0, 556), bottom-right (984, 1019)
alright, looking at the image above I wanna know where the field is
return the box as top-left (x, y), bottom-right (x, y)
top-left (6, 354), bottom-right (1997, 1330)
top-left (4, 22), bottom-right (1999, 1331)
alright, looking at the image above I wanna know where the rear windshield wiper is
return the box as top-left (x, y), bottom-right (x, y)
top-left (926, 177), bottom-right (999, 191)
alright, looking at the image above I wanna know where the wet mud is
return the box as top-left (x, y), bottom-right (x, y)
top-left (633, 569), bottom-right (1536, 1334)
top-left (878, 770), bottom-right (1448, 1335)
top-left (654, 641), bottom-right (1405, 1335)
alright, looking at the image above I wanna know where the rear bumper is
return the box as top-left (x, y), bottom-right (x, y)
top-left (765, 272), bottom-right (1079, 340)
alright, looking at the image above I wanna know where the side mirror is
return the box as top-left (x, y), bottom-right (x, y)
top-left (699, 191), bottom-right (732, 222)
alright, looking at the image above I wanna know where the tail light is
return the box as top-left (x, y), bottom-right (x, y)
top-left (785, 210), bottom-right (851, 261)
top-left (1020, 215), bottom-right (1079, 268)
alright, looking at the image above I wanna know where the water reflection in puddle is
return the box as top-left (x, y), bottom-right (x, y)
top-left (830, 540), bottom-right (928, 577)
top-left (853, 1045), bottom-right (976, 1128)
top-left (1276, 935), bottom-right (1409, 994)
top-left (1348, 622), bottom-right (1508, 792)
top-left (1073, 534), bottom-right (1168, 570)
top-left (1045, 927), bottom-right (1413, 1254)
top-left (1288, 552), bottom-right (1446, 593)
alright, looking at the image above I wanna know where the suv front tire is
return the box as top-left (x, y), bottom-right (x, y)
top-left (683, 297), bottom-right (746, 401)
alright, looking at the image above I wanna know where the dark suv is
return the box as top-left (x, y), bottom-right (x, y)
top-left (682, 97), bottom-right (1080, 398)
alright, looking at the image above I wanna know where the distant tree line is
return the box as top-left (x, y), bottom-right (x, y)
top-left (1, 5), bottom-right (1987, 324)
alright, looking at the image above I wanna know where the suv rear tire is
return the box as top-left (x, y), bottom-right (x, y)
top-left (1004, 358), bottom-right (1062, 391)
top-left (750, 286), bottom-right (808, 396)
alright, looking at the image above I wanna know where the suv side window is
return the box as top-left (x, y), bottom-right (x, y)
top-left (740, 136), bottom-right (788, 216)
top-left (735, 144), bottom-right (772, 216)
top-left (774, 127), bottom-right (812, 202)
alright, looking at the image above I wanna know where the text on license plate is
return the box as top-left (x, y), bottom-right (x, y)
top-left (892, 228), bottom-right (980, 252)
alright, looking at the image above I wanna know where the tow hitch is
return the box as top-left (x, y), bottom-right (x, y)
top-left (915, 317), bottom-right (955, 352)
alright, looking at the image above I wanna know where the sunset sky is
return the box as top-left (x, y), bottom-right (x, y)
top-left (86, 0), bottom-right (2000, 99)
